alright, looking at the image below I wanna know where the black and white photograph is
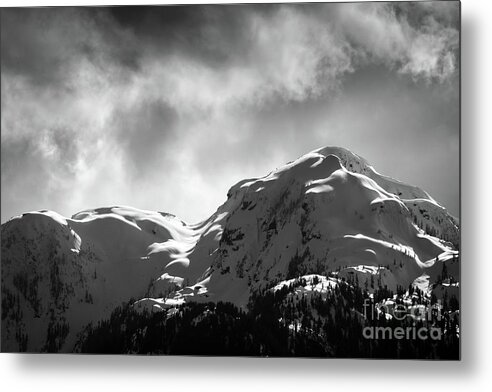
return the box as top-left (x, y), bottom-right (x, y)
top-left (1, 1), bottom-right (461, 359)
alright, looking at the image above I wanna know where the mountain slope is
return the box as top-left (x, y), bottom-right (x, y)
top-left (156, 149), bottom-right (457, 308)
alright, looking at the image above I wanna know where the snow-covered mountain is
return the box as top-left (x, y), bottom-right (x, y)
top-left (1, 147), bottom-right (460, 352)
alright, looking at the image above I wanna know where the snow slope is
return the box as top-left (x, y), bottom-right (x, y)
top-left (1, 147), bottom-right (460, 352)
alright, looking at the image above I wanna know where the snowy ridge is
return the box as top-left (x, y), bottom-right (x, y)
top-left (314, 147), bottom-right (437, 202)
top-left (1, 146), bottom-right (459, 352)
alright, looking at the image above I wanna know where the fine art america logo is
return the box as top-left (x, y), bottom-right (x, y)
top-left (362, 298), bottom-right (443, 341)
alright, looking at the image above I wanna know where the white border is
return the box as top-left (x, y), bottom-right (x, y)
top-left (1, 0), bottom-right (491, 390)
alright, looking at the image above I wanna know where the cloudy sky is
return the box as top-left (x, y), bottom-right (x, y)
top-left (0, 2), bottom-right (460, 224)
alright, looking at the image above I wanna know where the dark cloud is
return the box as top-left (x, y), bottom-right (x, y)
top-left (393, 1), bottom-right (460, 28)
top-left (107, 4), bottom-right (277, 68)
top-left (1, 9), bottom-right (69, 85)
top-left (0, 7), bottom-right (139, 86)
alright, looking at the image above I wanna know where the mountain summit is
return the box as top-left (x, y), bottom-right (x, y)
top-left (1, 147), bottom-right (459, 353)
